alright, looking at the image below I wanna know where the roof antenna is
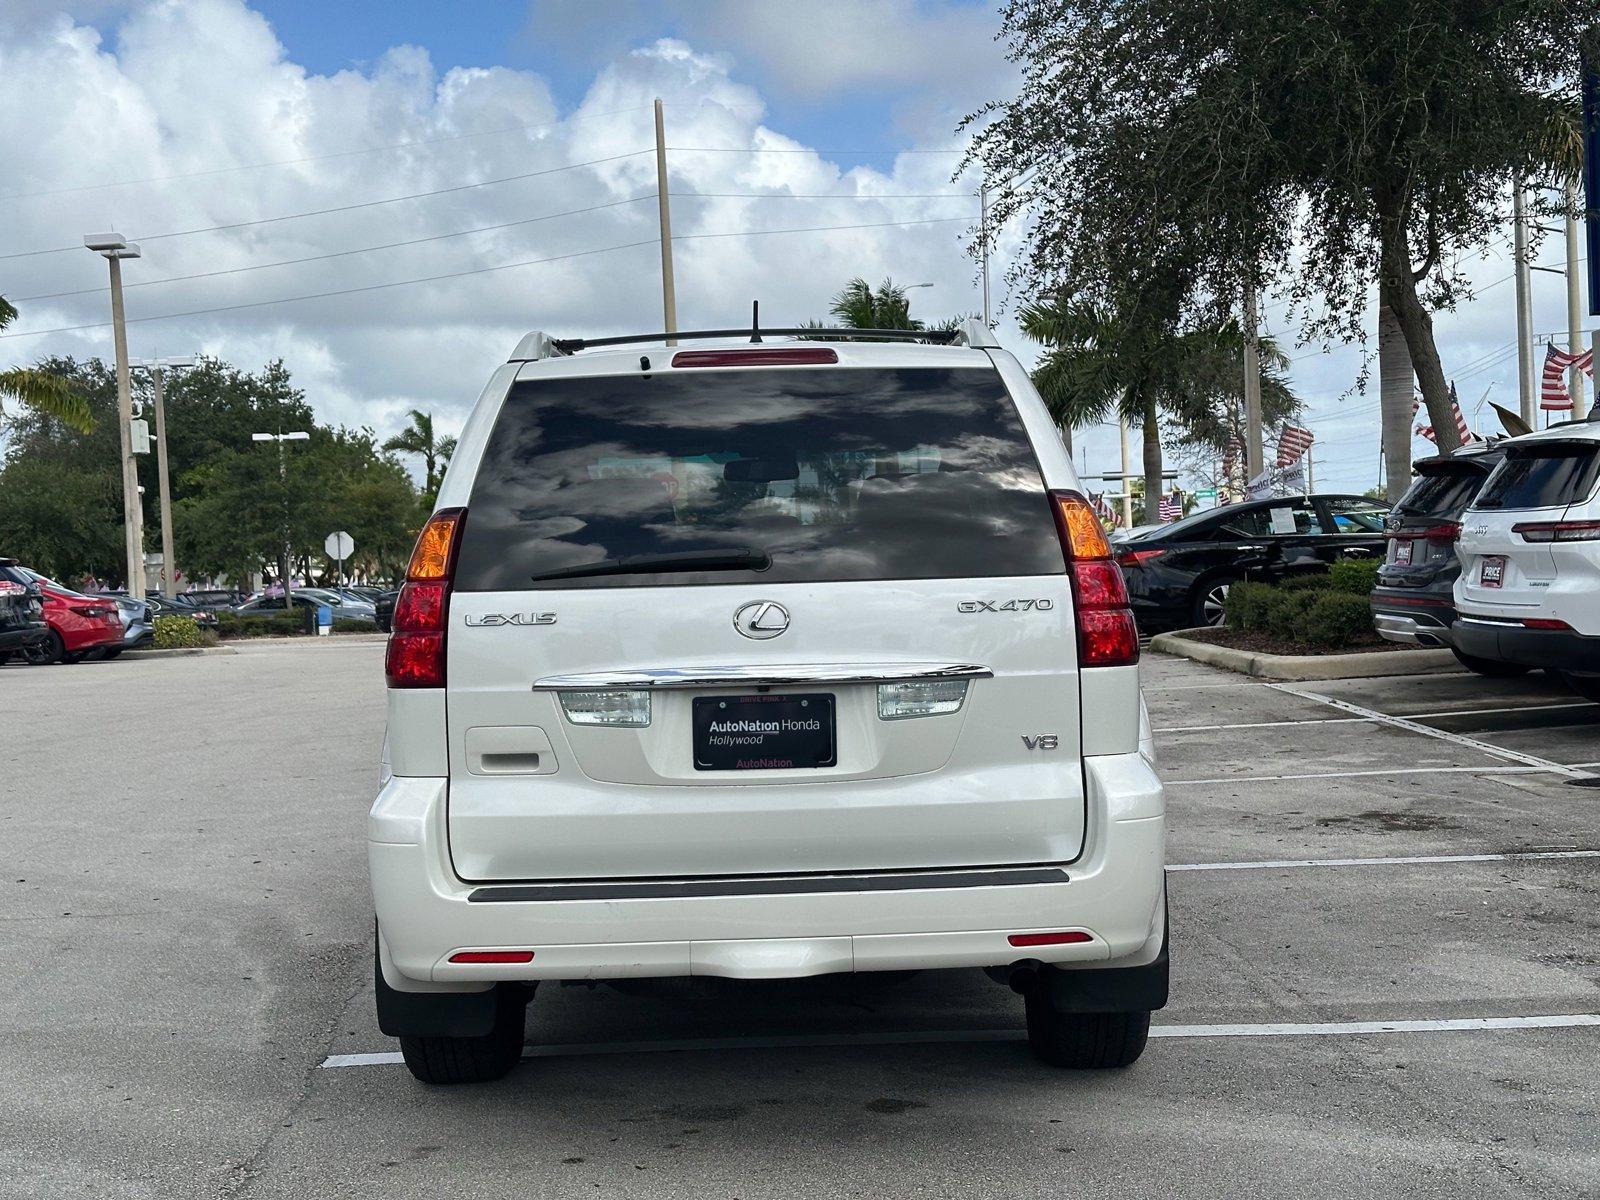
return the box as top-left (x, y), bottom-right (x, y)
top-left (750, 299), bottom-right (762, 344)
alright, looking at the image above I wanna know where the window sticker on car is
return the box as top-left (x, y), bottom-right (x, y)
top-left (1392, 540), bottom-right (1413, 566)
top-left (1480, 555), bottom-right (1506, 588)
top-left (1269, 507), bottom-right (1298, 535)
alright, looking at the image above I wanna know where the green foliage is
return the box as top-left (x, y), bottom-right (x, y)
top-left (829, 278), bottom-right (924, 331)
top-left (1222, 581), bottom-right (1277, 630)
top-left (1223, 568), bottom-right (1376, 651)
top-left (1295, 592), bottom-right (1376, 649)
top-left (0, 297), bottom-right (93, 432)
top-left (215, 611), bottom-right (303, 639)
top-left (1327, 558), bottom-right (1382, 596)
top-left (382, 409), bottom-right (455, 502)
top-left (153, 615), bottom-right (205, 649)
top-left (1277, 572), bottom-right (1331, 592)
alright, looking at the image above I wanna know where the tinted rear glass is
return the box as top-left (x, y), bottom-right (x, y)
top-left (1394, 464), bottom-right (1490, 520)
top-left (1475, 443), bottom-right (1600, 510)
top-left (457, 366), bottom-right (1063, 590)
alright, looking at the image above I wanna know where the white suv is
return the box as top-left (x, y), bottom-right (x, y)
top-left (370, 321), bottom-right (1167, 1084)
top-left (1454, 417), bottom-right (1600, 699)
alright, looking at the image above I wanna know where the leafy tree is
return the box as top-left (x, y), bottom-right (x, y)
top-left (965, 0), bottom-right (1588, 464)
top-left (382, 409), bottom-right (456, 500)
top-left (1020, 295), bottom-right (1300, 505)
top-left (0, 298), bottom-right (92, 433)
top-left (827, 278), bottom-right (925, 332)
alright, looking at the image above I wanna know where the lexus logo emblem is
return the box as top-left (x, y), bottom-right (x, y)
top-left (733, 600), bottom-right (790, 640)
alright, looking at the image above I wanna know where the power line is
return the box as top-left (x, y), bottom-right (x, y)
top-left (0, 215), bottom-right (972, 340)
top-left (0, 150), bottom-right (654, 261)
top-left (668, 145), bottom-right (964, 155)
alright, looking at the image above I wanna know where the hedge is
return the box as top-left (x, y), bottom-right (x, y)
top-left (215, 611), bottom-right (303, 639)
top-left (153, 615), bottom-right (205, 649)
top-left (1221, 569), bottom-right (1377, 651)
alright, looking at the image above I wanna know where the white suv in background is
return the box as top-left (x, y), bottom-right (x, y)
top-left (370, 320), bottom-right (1167, 1084)
top-left (1454, 418), bottom-right (1600, 700)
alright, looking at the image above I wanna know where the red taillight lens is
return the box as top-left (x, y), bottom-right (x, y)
top-left (1523, 618), bottom-right (1573, 631)
top-left (447, 950), bottom-right (534, 964)
top-left (1051, 490), bottom-right (1139, 668)
top-left (1008, 931), bottom-right (1093, 948)
top-left (671, 347), bottom-right (839, 368)
top-left (1513, 520), bottom-right (1600, 543)
top-left (1423, 522), bottom-right (1461, 545)
top-left (386, 508), bottom-right (465, 689)
top-left (1116, 546), bottom-right (1166, 569)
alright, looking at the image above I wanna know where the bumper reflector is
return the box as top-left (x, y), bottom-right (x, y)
top-left (1008, 931), bottom-right (1093, 948)
top-left (448, 950), bottom-right (535, 964)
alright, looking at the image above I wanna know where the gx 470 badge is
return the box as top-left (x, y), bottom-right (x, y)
top-left (958, 598), bottom-right (1055, 613)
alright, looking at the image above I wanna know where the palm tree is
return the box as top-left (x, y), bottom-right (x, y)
top-left (382, 409), bottom-right (454, 496)
top-left (828, 278), bottom-right (925, 332)
top-left (0, 298), bottom-right (93, 432)
top-left (1021, 296), bottom-right (1299, 512)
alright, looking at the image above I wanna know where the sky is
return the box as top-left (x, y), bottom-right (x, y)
top-left (0, 0), bottom-right (1592, 499)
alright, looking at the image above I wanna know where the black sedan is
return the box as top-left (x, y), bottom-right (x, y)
top-left (1114, 493), bottom-right (1390, 631)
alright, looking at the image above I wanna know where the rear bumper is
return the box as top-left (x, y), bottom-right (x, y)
top-left (1453, 617), bottom-right (1600, 673)
top-left (0, 624), bottom-right (49, 653)
top-left (1370, 588), bottom-right (1457, 647)
top-left (370, 751), bottom-right (1166, 988)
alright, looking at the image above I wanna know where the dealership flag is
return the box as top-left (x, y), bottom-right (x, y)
top-left (1275, 426), bottom-right (1314, 467)
top-left (1413, 388), bottom-right (1476, 445)
top-left (1157, 490), bottom-right (1183, 522)
top-left (1540, 342), bottom-right (1595, 412)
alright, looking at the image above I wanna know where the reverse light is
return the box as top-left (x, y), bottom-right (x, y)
top-left (1051, 490), bottom-right (1139, 668)
top-left (1008, 931), bottom-right (1093, 948)
top-left (1513, 520), bottom-right (1600, 543)
top-left (877, 678), bottom-right (970, 720)
top-left (559, 689), bottom-right (652, 727)
top-left (448, 950), bottom-right (534, 964)
top-left (385, 507), bottom-right (465, 689)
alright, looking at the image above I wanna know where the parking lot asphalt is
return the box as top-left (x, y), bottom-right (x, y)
top-left (1, 642), bottom-right (1596, 1198)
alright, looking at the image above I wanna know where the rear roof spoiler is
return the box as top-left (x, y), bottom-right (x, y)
top-left (509, 317), bottom-right (999, 362)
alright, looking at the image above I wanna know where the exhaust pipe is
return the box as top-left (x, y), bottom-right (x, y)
top-left (1007, 962), bottom-right (1041, 994)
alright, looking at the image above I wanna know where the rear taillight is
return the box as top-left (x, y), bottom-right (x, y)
top-left (671, 347), bottom-right (838, 368)
top-left (1513, 520), bottom-right (1600, 543)
top-left (1523, 618), bottom-right (1574, 631)
top-left (385, 507), bottom-right (465, 689)
top-left (1051, 490), bottom-right (1139, 668)
top-left (1387, 522), bottom-right (1460, 545)
top-left (1115, 546), bottom-right (1166, 569)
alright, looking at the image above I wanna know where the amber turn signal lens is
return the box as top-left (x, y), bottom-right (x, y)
top-left (1051, 491), bottom-right (1112, 561)
top-left (407, 508), bottom-right (465, 580)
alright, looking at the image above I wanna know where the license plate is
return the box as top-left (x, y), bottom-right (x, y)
top-left (1480, 555), bottom-right (1506, 588)
top-left (692, 693), bottom-right (836, 771)
top-left (1392, 540), bottom-right (1413, 566)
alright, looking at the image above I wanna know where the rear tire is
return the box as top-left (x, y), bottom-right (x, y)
top-left (1189, 576), bottom-right (1237, 628)
top-left (1451, 649), bottom-right (1531, 677)
top-left (28, 631), bottom-right (65, 665)
top-left (1024, 991), bottom-right (1151, 1068)
top-left (1561, 672), bottom-right (1600, 703)
top-left (398, 988), bottom-right (528, 1085)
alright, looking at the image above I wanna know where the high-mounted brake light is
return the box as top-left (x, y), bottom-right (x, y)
top-left (386, 507), bottom-right (465, 689)
top-left (671, 347), bottom-right (838, 368)
top-left (1513, 520), bottom-right (1600, 543)
top-left (1050, 490), bottom-right (1139, 668)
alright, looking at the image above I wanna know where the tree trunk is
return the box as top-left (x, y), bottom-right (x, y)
top-left (1141, 392), bottom-right (1163, 520)
top-left (1379, 214), bottom-right (1459, 455)
top-left (1060, 422), bottom-right (1073, 457)
top-left (1378, 292), bottom-right (1415, 504)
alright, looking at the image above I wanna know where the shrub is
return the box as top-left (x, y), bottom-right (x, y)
top-left (153, 615), bottom-right (204, 649)
top-left (216, 611), bottom-right (303, 639)
top-left (1263, 589), bottom-right (1318, 640)
top-left (1223, 581), bottom-right (1277, 631)
top-left (1327, 557), bottom-right (1382, 595)
top-left (332, 619), bottom-right (379, 635)
top-left (1293, 591), bottom-right (1375, 648)
top-left (1277, 571), bottom-right (1331, 591)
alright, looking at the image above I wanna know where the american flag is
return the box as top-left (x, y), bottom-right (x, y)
top-left (1413, 389), bottom-right (1476, 445)
top-left (1275, 426), bottom-right (1314, 467)
top-left (1089, 491), bottom-right (1118, 528)
top-left (1540, 343), bottom-right (1595, 412)
top-left (1157, 490), bottom-right (1183, 523)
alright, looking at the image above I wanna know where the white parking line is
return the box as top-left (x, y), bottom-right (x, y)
top-left (1166, 764), bottom-right (1554, 786)
top-left (319, 1013), bottom-right (1600, 1068)
top-left (1157, 701), bottom-right (1595, 735)
top-left (1266, 684), bottom-right (1594, 780)
top-left (1170, 849), bottom-right (1600, 872)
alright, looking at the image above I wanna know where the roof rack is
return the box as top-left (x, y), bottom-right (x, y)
top-left (509, 318), bottom-right (998, 362)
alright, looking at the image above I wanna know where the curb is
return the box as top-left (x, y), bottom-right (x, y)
top-left (1148, 629), bottom-right (1459, 681)
top-left (123, 645), bottom-right (239, 659)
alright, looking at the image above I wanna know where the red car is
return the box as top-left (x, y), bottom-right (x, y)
top-left (31, 582), bottom-right (124, 664)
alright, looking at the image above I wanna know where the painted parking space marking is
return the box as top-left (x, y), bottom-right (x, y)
top-left (1157, 702), bottom-right (1594, 736)
top-left (1266, 684), bottom-right (1594, 780)
top-left (1166, 764), bottom-right (1556, 786)
top-left (1169, 849), bottom-right (1600, 872)
top-left (319, 1013), bottom-right (1600, 1069)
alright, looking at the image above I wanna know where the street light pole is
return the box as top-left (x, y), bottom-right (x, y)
top-left (252, 431), bottom-right (310, 611)
top-left (134, 355), bottom-right (194, 596)
top-left (653, 97), bottom-right (678, 345)
top-left (85, 234), bottom-right (144, 597)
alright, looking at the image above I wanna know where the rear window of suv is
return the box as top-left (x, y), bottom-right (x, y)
top-left (1395, 463), bottom-right (1492, 520)
top-left (455, 366), bottom-right (1065, 590)
top-left (1475, 442), bottom-right (1600, 510)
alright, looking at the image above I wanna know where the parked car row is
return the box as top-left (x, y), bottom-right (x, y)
top-left (1372, 416), bottom-right (1600, 699)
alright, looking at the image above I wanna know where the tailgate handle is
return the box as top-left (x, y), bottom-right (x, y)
top-left (465, 727), bottom-right (558, 776)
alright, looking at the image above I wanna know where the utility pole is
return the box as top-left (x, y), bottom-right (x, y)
top-left (980, 185), bottom-right (992, 328)
top-left (134, 356), bottom-right (194, 596)
top-left (1241, 278), bottom-right (1264, 484)
top-left (1566, 179), bottom-right (1588, 419)
top-left (653, 98), bottom-right (678, 345)
top-left (1118, 418), bottom-right (1133, 527)
top-left (85, 234), bottom-right (145, 598)
top-left (252, 431), bottom-right (310, 611)
top-left (1513, 180), bottom-right (1536, 425)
